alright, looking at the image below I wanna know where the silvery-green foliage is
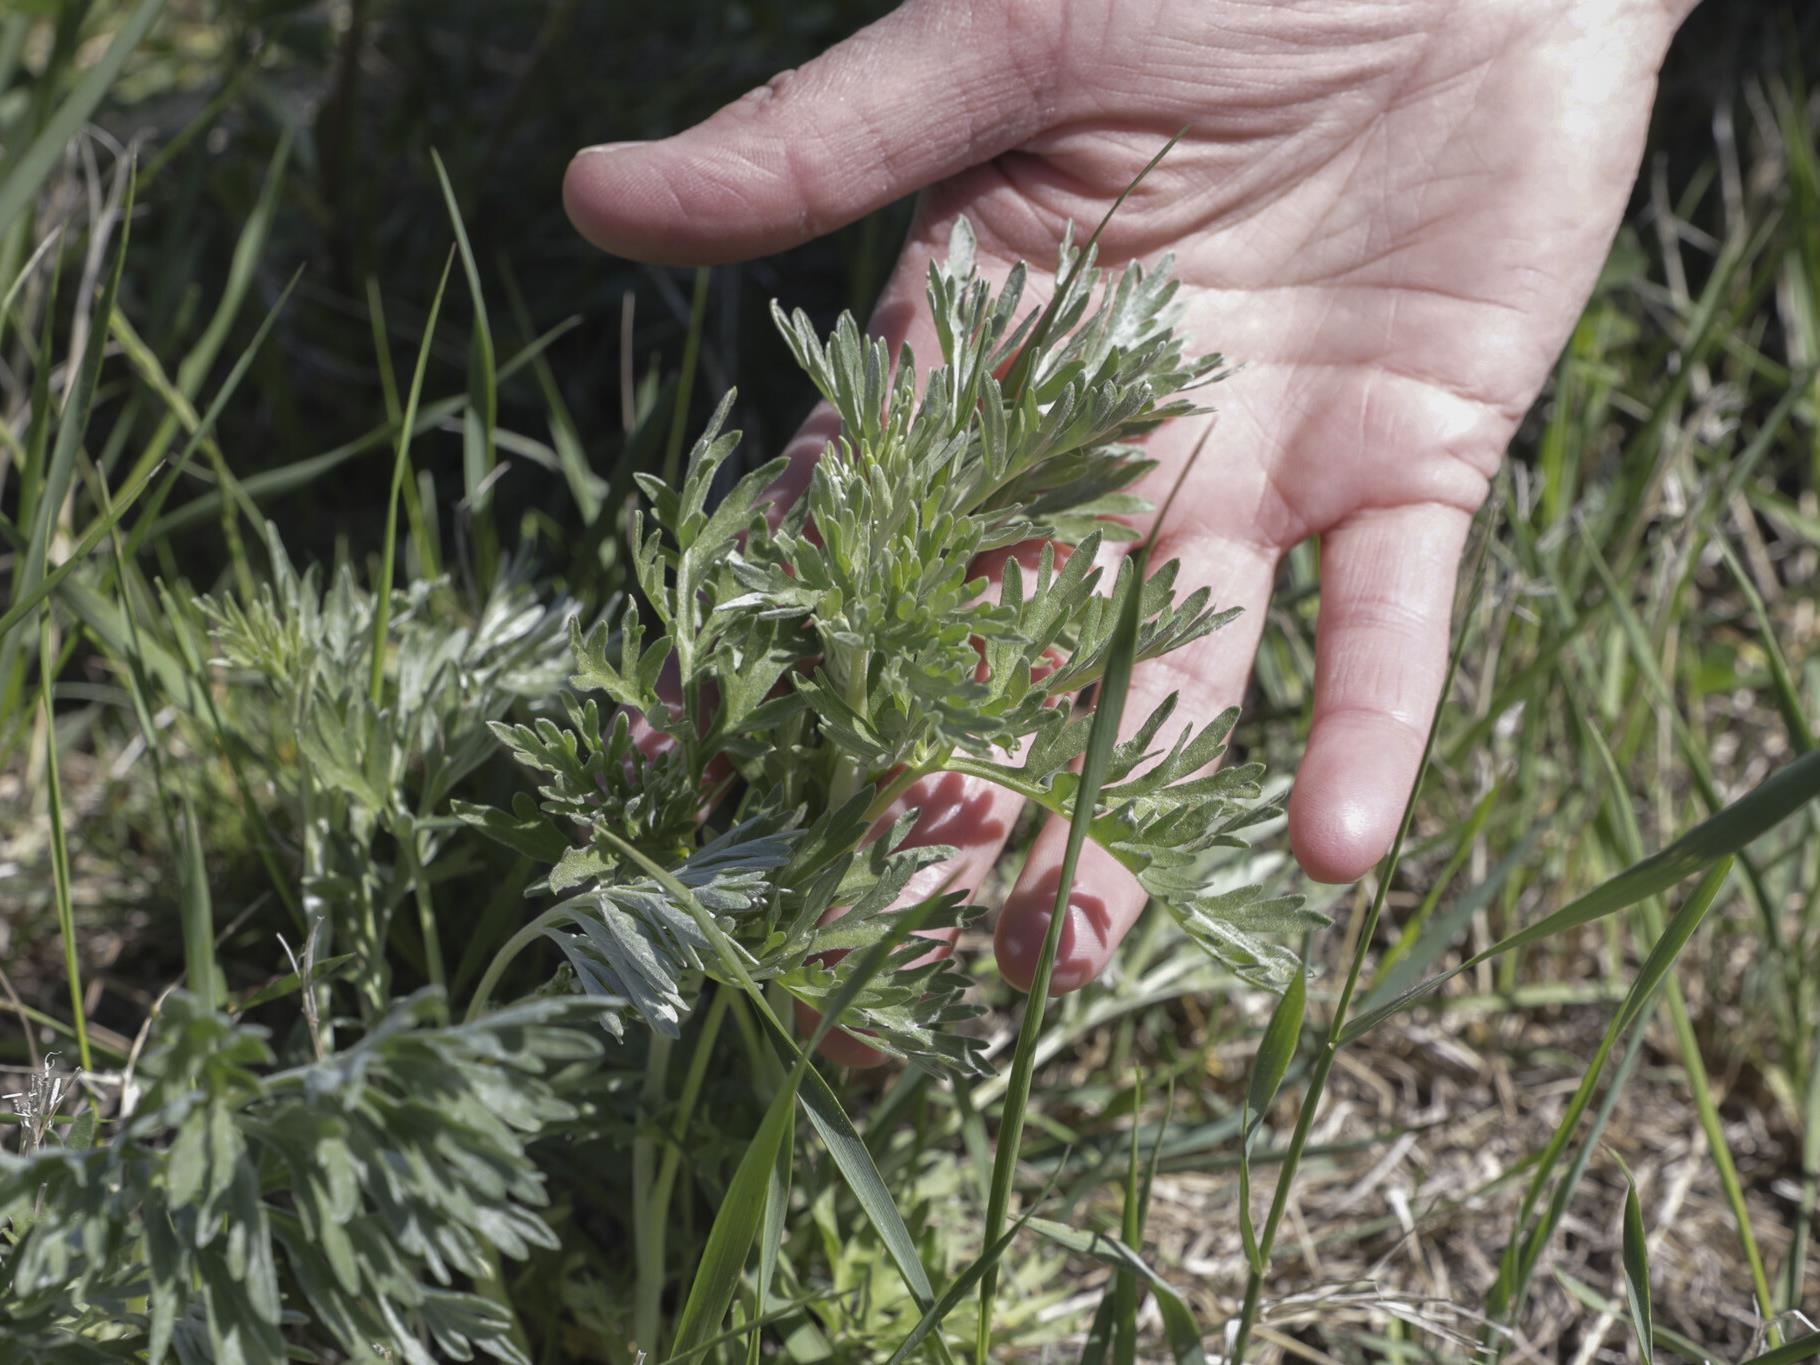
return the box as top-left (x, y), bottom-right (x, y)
top-left (192, 526), bottom-right (577, 1015)
top-left (0, 992), bottom-right (608, 1365)
top-left (473, 219), bottom-right (1312, 1078)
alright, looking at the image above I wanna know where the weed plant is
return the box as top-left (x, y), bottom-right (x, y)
top-left (3, 5), bottom-right (1820, 1364)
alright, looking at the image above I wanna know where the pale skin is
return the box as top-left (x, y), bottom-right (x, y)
top-left (564, 0), bottom-right (1700, 1062)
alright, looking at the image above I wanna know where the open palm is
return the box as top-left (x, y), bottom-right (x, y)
top-left (563, 0), bottom-right (1692, 1037)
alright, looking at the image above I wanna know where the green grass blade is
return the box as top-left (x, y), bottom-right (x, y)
top-left (1240, 969), bottom-right (1305, 1272)
top-left (1246, 969), bottom-right (1305, 1132)
top-left (1788, 1030), bottom-right (1820, 1314)
top-left (176, 129), bottom-right (290, 400)
top-left (887, 1192), bottom-right (1059, 1365)
top-left (1618, 1160), bottom-right (1654, 1365)
top-left (1373, 784), bottom-right (1499, 977)
top-left (1341, 747), bottom-right (1820, 1045)
top-left (121, 266), bottom-right (304, 561)
top-left (1358, 827), bottom-right (1543, 1019)
top-left (1714, 538), bottom-right (1814, 753)
top-left (1484, 858), bottom-right (1731, 1337)
top-left (38, 614), bottom-right (89, 1075)
top-left (801, 893), bottom-right (944, 1057)
top-left (0, 219), bottom-right (64, 350)
top-left (1114, 1070), bottom-right (1143, 1365)
top-left (370, 249), bottom-right (455, 705)
top-left (1000, 131), bottom-right (1180, 402)
top-left (787, 1043), bottom-right (941, 1310)
top-left (1082, 1076), bottom-right (1176, 1365)
top-left (0, 455), bottom-right (160, 646)
top-left (654, 1292), bottom-right (832, 1365)
top-left (141, 317), bottom-right (578, 540)
top-left (1, 164), bottom-right (133, 738)
top-left (976, 514), bottom-right (1146, 1358)
top-left (669, 1064), bottom-right (801, 1354)
top-left (501, 264), bottom-right (601, 526)
top-left (749, 1091), bottom-right (795, 1364)
top-left (669, 894), bottom-right (945, 1356)
top-left (1739, 1334), bottom-right (1820, 1365)
top-left (363, 273), bottom-right (438, 578)
top-left (180, 802), bottom-right (217, 1015)
top-left (1026, 1219), bottom-right (1206, 1364)
top-left (1579, 717), bottom-right (1780, 1331)
top-left (431, 149), bottom-right (499, 577)
top-left (0, 0), bottom-right (165, 241)
top-left (591, 824), bottom-right (947, 1349)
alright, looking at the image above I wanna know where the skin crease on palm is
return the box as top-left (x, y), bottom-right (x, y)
top-left (564, 0), bottom-right (1702, 1064)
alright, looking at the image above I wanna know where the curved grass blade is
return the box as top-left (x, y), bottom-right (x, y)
top-left (668, 1064), bottom-right (800, 1355)
top-left (39, 614), bottom-right (89, 1074)
top-left (1114, 1072), bottom-right (1144, 1365)
top-left (887, 1195), bottom-right (1053, 1365)
top-left (431, 148), bottom-right (499, 576)
top-left (662, 267), bottom-right (712, 486)
top-left (1026, 1219), bottom-right (1206, 1364)
top-left (1618, 1159), bottom-right (1654, 1365)
top-left (121, 266), bottom-right (304, 559)
top-left (1483, 858), bottom-right (1732, 1337)
top-left (1000, 130), bottom-right (1181, 402)
top-left (655, 1292), bottom-right (834, 1365)
top-left (1714, 538), bottom-right (1815, 753)
top-left (1340, 747), bottom-right (1820, 1045)
top-left (142, 318), bottom-right (578, 540)
top-left (180, 802), bottom-right (217, 1015)
top-left (655, 871), bottom-right (948, 1357)
top-left (0, 0), bottom-right (165, 241)
top-left (369, 248), bottom-right (455, 704)
top-left (1739, 1334), bottom-right (1820, 1365)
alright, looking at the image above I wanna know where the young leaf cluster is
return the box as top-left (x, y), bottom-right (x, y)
top-left (188, 526), bottom-right (575, 1017)
top-left (467, 217), bottom-right (1311, 1092)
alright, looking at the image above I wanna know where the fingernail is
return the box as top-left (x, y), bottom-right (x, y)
top-left (577, 140), bottom-right (643, 158)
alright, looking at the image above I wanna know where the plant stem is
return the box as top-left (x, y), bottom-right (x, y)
top-left (463, 907), bottom-right (571, 1023)
top-left (863, 761), bottom-right (935, 827)
top-left (404, 829), bottom-right (448, 1023)
top-left (637, 986), bottom-right (732, 1354)
top-left (39, 614), bottom-right (90, 1075)
top-left (1644, 903), bottom-right (1778, 1336)
top-left (633, 1030), bottom-right (673, 1355)
top-left (1229, 506), bottom-right (1494, 1362)
top-left (661, 267), bottom-right (711, 487)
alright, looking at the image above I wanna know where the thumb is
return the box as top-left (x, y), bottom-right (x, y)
top-left (562, 0), bottom-right (1053, 265)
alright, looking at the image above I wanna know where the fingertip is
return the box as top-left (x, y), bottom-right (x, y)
top-left (561, 146), bottom-right (619, 252)
top-left (562, 144), bottom-right (686, 264)
top-left (819, 1031), bottom-right (891, 1069)
top-left (1287, 717), bottom-right (1414, 883)
top-left (993, 876), bottom-right (1113, 997)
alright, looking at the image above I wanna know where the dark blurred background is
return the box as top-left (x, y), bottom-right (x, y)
top-left (80, 0), bottom-right (1811, 587)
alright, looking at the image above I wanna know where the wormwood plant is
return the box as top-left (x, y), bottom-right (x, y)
top-left (462, 220), bottom-right (1317, 1062)
top-left (188, 534), bottom-right (576, 1022)
top-left (2, 992), bottom-right (609, 1363)
top-left (1, 558), bottom-right (593, 1363)
top-left (2, 217), bottom-right (1315, 1361)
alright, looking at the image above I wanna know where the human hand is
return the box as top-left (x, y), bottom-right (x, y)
top-left (562, 0), bottom-right (1694, 1039)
